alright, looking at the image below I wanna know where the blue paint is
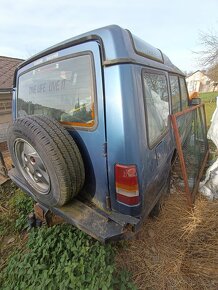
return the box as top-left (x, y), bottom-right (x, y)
top-left (13, 25), bottom-right (187, 221)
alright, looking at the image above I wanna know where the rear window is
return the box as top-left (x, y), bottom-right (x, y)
top-left (142, 71), bottom-right (169, 147)
top-left (17, 54), bottom-right (96, 128)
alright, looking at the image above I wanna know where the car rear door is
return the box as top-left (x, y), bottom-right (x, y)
top-left (141, 68), bottom-right (173, 214)
top-left (15, 41), bottom-right (108, 209)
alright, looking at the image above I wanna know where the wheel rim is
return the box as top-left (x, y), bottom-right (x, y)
top-left (14, 138), bottom-right (50, 194)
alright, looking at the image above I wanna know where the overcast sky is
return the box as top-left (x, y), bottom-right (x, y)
top-left (0, 0), bottom-right (217, 72)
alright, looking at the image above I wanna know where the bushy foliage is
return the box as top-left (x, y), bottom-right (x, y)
top-left (1, 225), bottom-right (136, 290)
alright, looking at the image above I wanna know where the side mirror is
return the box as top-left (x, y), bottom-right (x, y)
top-left (190, 98), bottom-right (201, 106)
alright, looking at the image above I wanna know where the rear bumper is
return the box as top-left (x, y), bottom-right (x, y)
top-left (9, 168), bottom-right (139, 243)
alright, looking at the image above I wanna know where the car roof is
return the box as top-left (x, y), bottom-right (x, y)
top-left (18, 25), bottom-right (184, 76)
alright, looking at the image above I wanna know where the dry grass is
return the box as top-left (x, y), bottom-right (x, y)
top-left (116, 187), bottom-right (218, 290)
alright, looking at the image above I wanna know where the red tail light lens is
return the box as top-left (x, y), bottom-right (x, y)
top-left (115, 164), bottom-right (140, 206)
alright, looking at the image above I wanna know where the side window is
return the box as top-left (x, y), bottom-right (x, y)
top-left (179, 77), bottom-right (188, 109)
top-left (169, 75), bottom-right (181, 113)
top-left (142, 71), bottom-right (169, 147)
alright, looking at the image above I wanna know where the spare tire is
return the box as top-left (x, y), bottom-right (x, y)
top-left (7, 115), bottom-right (85, 207)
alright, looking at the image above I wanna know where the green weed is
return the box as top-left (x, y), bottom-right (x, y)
top-left (1, 186), bottom-right (136, 289)
top-left (199, 91), bottom-right (218, 102)
top-left (0, 225), bottom-right (136, 290)
top-left (9, 189), bottom-right (34, 231)
top-left (0, 186), bottom-right (33, 237)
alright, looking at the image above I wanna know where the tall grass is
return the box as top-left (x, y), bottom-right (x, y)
top-left (199, 92), bottom-right (217, 126)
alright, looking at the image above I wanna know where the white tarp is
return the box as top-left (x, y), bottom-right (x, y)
top-left (199, 96), bottom-right (218, 200)
top-left (207, 96), bottom-right (218, 148)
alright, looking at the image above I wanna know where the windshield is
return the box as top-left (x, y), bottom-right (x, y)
top-left (17, 54), bottom-right (96, 128)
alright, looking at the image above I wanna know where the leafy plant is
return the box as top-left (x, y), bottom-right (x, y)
top-left (1, 187), bottom-right (136, 289)
top-left (0, 187), bottom-right (33, 237)
top-left (9, 189), bottom-right (34, 231)
top-left (0, 225), bottom-right (136, 290)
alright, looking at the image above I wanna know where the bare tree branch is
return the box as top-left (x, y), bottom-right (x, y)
top-left (207, 63), bottom-right (218, 83)
top-left (194, 30), bottom-right (218, 67)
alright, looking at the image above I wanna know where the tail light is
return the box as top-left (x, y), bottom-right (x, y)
top-left (115, 164), bottom-right (140, 206)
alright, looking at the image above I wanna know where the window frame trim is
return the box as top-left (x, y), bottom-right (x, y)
top-left (179, 76), bottom-right (189, 110)
top-left (141, 68), bottom-right (170, 149)
top-left (128, 31), bottom-right (164, 63)
top-left (169, 73), bottom-right (182, 114)
top-left (16, 51), bottom-right (98, 131)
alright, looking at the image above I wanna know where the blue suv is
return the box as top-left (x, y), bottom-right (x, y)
top-left (8, 25), bottom-right (190, 242)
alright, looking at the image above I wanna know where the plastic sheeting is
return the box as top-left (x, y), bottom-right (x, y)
top-left (207, 96), bottom-right (218, 148)
top-left (199, 96), bottom-right (218, 200)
